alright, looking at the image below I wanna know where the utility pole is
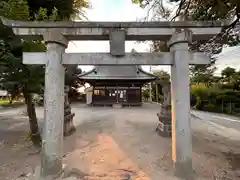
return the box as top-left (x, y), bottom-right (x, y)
top-left (149, 66), bottom-right (152, 102)
top-left (156, 81), bottom-right (159, 103)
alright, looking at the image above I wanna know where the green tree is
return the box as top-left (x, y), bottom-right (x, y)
top-left (142, 86), bottom-right (150, 101)
top-left (221, 67), bottom-right (236, 80)
top-left (231, 71), bottom-right (240, 90)
top-left (220, 67), bottom-right (240, 90)
top-left (132, 0), bottom-right (240, 26)
top-left (133, 0), bottom-right (240, 51)
top-left (153, 70), bottom-right (170, 84)
top-left (0, 0), bottom-right (88, 146)
top-left (27, 0), bottom-right (89, 20)
top-left (0, 0), bottom-right (47, 146)
top-left (150, 70), bottom-right (170, 102)
top-left (133, 0), bottom-right (240, 89)
top-left (190, 63), bottom-right (216, 86)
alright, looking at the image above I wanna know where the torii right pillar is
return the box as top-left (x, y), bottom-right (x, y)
top-left (169, 29), bottom-right (193, 180)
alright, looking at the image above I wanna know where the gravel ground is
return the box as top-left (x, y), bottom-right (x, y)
top-left (0, 103), bottom-right (240, 180)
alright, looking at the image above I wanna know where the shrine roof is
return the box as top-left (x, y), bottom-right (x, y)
top-left (78, 66), bottom-right (157, 80)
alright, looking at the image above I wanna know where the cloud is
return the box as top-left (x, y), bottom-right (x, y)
top-left (214, 46), bottom-right (240, 75)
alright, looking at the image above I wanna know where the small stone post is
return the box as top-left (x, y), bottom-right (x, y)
top-left (64, 86), bottom-right (76, 136)
top-left (40, 30), bottom-right (68, 179)
top-left (168, 29), bottom-right (193, 179)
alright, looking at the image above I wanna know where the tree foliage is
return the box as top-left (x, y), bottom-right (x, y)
top-left (133, 0), bottom-right (240, 92)
top-left (132, 0), bottom-right (240, 24)
top-left (27, 0), bottom-right (89, 20)
top-left (0, 0), bottom-right (88, 145)
top-left (153, 70), bottom-right (170, 84)
top-left (190, 66), bottom-right (240, 114)
top-left (0, 0), bottom-right (59, 98)
top-left (190, 63), bottom-right (217, 86)
top-left (190, 67), bottom-right (240, 114)
top-left (142, 70), bottom-right (170, 102)
top-left (221, 67), bottom-right (236, 79)
top-left (143, 67), bottom-right (240, 115)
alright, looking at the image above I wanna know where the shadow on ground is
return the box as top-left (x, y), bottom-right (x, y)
top-left (0, 104), bottom-right (240, 180)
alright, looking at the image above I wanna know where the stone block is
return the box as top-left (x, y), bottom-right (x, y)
top-left (64, 113), bottom-right (75, 122)
top-left (64, 109), bottom-right (72, 116)
top-left (160, 104), bottom-right (171, 116)
top-left (109, 30), bottom-right (125, 56)
top-left (62, 166), bottom-right (88, 179)
top-left (156, 113), bottom-right (172, 137)
top-left (64, 121), bottom-right (76, 137)
top-left (43, 30), bottom-right (68, 47)
top-left (112, 104), bottom-right (123, 109)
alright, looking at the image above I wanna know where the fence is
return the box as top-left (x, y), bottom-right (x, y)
top-left (144, 98), bottom-right (240, 116)
top-left (192, 99), bottom-right (240, 115)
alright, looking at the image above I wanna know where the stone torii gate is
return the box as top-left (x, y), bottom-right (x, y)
top-left (1, 17), bottom-right (227, 179)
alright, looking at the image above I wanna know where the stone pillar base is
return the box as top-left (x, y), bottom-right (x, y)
top-left (156, 113), bottom-right (172, 137)
top-left (174, 160), bottom-right (193, 180)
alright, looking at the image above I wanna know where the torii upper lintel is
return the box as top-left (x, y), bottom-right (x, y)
top-left (0, 16), bottom-right (230, 41)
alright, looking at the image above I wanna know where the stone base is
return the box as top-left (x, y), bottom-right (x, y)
top-left (174, 160), bottom-right (193, 180)
top-left (27, 165), bottom-right (86, 180)
top-left (24, 166), bottom-right (63, 180)
top-left (156, 113), bottom-right (172, 137)
top-left (62, 165), bottom-right (89, 179)
top-left (112, 104), bottom-right (122, 109)
top-left (64, 113), bottom-right (76, 137)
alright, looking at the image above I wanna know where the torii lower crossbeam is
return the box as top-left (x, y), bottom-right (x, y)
top-left (23, 52), bottom-right (211, 65)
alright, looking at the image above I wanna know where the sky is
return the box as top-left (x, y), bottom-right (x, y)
top-left (66, 0), bottom-right (240, 75)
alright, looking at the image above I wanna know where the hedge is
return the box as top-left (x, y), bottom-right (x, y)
top-left (190, 84), bottom-right (240, 114)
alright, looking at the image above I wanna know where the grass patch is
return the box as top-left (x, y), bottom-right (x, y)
top-left (0, 99), bottom-right (11, 105)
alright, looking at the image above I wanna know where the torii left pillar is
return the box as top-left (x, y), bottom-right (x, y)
top-left (40, 30), bottom-right (67, 179)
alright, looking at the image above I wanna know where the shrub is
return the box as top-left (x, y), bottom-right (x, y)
top-left (32, 94), bottom-right (44, 106)
top-left (190, 84), bottom-right (240, 114)
top-left (202, 103), bottom-right (220, 112)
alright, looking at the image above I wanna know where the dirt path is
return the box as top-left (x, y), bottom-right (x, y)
top-left (0, 104), bottom-right (240, 179)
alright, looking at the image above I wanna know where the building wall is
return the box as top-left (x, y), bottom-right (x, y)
top-left (92, 86), bottom-right (141, 105)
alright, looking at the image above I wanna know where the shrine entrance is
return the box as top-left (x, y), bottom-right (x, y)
top-left (1, 17), bottom-right (228, 180)
top-left (117, 90), bottom-right (125, 103)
